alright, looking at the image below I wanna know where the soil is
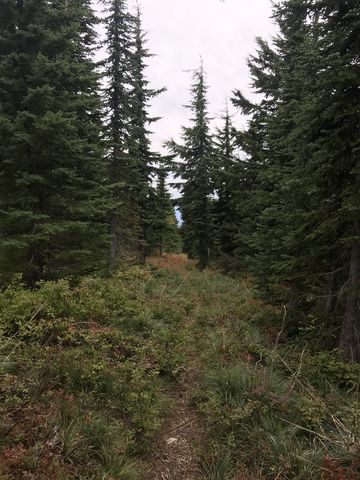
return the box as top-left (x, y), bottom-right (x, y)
top-left (147, 258), bottom-right (204, 480)
top-left (147, 380), bottom-right (203, 480)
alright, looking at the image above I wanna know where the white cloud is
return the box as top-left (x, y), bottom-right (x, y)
top-left (94, 0), bottom-right (276, 152)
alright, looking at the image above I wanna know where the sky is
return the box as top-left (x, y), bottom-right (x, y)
top-left (94, 0), bottom-right (277, 152)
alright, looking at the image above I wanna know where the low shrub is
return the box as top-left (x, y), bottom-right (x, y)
top-left (0, 265), bottom-right (187, 478)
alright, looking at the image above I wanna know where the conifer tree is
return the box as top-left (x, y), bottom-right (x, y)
top-left (0, 0), bottom-right (107, 285)
top-left (249, 3), bottom-right (316, 308)
top-left (128, 5), bottom-right (165, 260)
top-left (264, 0), bottom-right (360, 358)
top-left (212, 107), bottom-right (240, 266)
top-left (154, 166), bottom-right (181, 255)
top-left (167, 64), bottom-right (214, 269)
top-left (231, 37), bottom-right (282, 294)
top-left (310, 0), bottom-right (360, 361)
top-left (102, 0), bottom-right (135, 268)
top-left (231, 0), bottom-right (360, 361)
top-left (103, 1), bottom-right (164, 266)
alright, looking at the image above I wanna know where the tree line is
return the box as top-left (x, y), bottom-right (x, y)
top-left (170, 0), bottom-right (359, 362)
top-left (0, 0), bottom-right (359, 362)
top-left (0, 0), bottom-right (179, 286)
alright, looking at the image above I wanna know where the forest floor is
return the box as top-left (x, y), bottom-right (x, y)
top-left (147, 339), bottom-right (203, 480)
top-left (146, 255), bottom-right (204, 480)
top-left (0, 255), bottom-right (359, 479)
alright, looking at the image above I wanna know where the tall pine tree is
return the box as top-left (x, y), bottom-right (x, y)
top-left (212, 106), bottom-right (240, 267)
top-left (102, 0), bottom-right (135, 268)
top-left (231, 0), bottom-right (360, 361)
top-left (310, 0), bottom-right (360, 361)
top-left (103, 1), bottom-right (164, 267)
top-left (168, 64), bottom-right (214, 269)
top-left (0, 0), bottom-right (107, 285)
top-left (128, 5), bottom-right (165, 261)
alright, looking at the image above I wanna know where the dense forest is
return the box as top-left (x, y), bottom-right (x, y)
top-left (0, 0), bottom-right (359, 479)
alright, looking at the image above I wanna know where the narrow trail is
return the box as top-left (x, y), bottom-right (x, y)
top-left (147, 366), bottom-right (203, 480)
top-left (147, 256), bottom-right (204, 480)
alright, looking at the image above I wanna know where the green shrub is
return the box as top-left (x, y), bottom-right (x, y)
top-left (303, 351), bottom-right (360, 389)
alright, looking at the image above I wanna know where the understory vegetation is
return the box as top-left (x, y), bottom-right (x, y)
top-left (0, 262), bottom-right (188, 479)
top-left (196, 279), bottom-right (360, 480)
top-left (1, 256), bottom-right (359, 479)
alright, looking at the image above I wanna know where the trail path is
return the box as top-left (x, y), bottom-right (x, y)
top-left (147, 367), bottom-right (203, 480)
top-left (147, 256), bottom-right (204, 480)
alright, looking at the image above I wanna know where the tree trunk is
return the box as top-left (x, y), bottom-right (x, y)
top-left (109, 212), bottom-right (118, 271)
top-left (22, 244), bottom-right (43, 288)
top-left (160, 233), bottom-right (165, 257)
top-left (324, 272), bottom-right (336, 315)
top-left (340, 219), bottom-right (360, 362)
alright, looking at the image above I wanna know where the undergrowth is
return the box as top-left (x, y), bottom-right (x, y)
top-left (1, 255), bottom-right (359, 479)
top-left (194, 273), bottom-right (360, 480)
top-left (0, 262), bottom-right (188, 479)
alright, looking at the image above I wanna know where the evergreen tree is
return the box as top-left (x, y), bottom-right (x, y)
top-left (231, 37), bottom-right (282, 293)
top-left (0, 0), bottom-right (107, 285)
top-left (212, 106), bottom-right (240, 266)
top-left (128, 5), bottom-right (165, 260)
top-left (154, 165), bottom-right (181, 255)
top-left (102, 0), bottom-right (134, 268)
top-left (248, 3), bottom-right (317, 308)
top-left (310, 0), bottom-right (360, 361)
top-left (264, 0), bottom-right (360, 359)
top-left (103, 1), bottom-right (164, 266)
top-left (231, 0), bottom-right (360, 361)
top-left (167, 64), bottom-right (214, 269)
top-left (232, 4), bottom-right (330, 311)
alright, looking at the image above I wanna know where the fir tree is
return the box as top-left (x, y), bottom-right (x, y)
top-left (154, 165), bottom-right (181, 255)
top-left (231, 37), bottom-right (282, 294)
top-left (0, 0), bottom-right (107, 285)
top-left (103, 1), bottom-right (164, 266)
top-left (310, 0), bottom-right (360, 361)
top-left (167, 64), bottom-right (214, 269)
top-left (212, 106), bottom-right (240, 266)
top-left (128, 5), bottom-right (165, 260)
top-left (102, 0), bottom-right (135, 268)
top-left (266, 0), bottom-right (360, 358)
top-left (249, 3), bottom-right (317, 309)
top-left (231, 0), bottom-right (360, 361)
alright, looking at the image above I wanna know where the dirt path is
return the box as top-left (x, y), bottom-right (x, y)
top-left (146, 258), bottom-right (204, 479)
top-left (147, 255), bottom-right (204, 480)
top-left (147, 380), bottom-right (203, 480)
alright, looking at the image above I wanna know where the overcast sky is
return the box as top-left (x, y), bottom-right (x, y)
top-left (95, 0), bottom-right (277, 152)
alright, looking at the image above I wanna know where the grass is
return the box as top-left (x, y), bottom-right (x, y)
top-left (199, 452), bottom-right (236, 480)
top-left (1, 254), bottom-right (359, 479)
top-left (0, 263), bottom-right (189, 478)
top-left (193, 272), bottom-right (360, 480)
